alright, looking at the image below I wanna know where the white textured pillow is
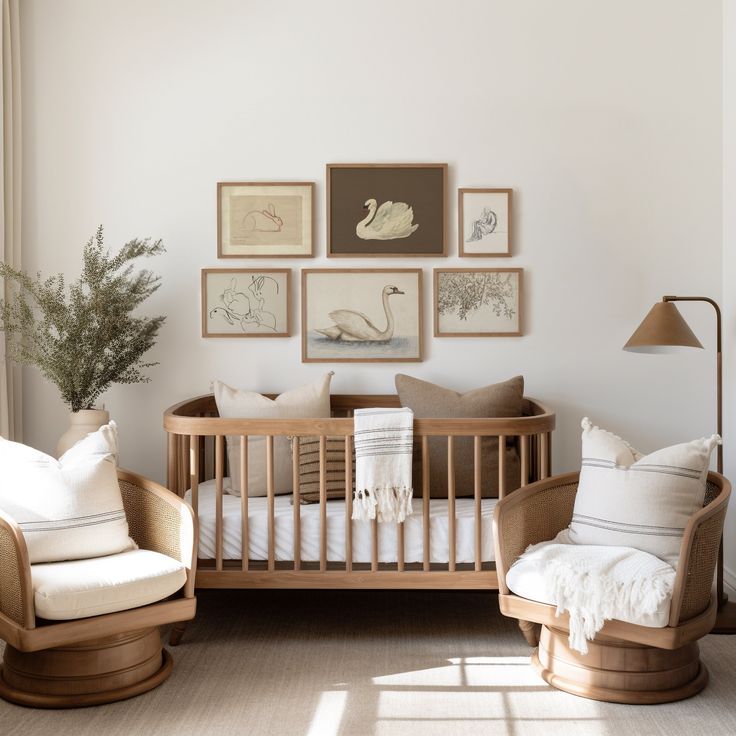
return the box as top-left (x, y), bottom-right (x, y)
top-left (0, 422), bottom-right (136, 564)
top-left (569, 418), bottom-right (720, 566)
top-left (213, 373), bottom-right (333, 497)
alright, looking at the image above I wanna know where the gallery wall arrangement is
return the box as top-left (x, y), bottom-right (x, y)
top-left (204, 164), bottom-right (524, 361)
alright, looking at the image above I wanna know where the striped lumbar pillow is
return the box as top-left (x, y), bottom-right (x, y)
top-left (568, 418), bottom-right (720, 566)
top-left (296, 436), bottom-right (355, 504)
top-left (0, 422), bottom-right (136, 564)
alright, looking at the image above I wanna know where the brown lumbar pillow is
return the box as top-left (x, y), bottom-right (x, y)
top-left (394, 374), bottom-right (523, 498)
top-left (296, 436), bottom-right (355, 504)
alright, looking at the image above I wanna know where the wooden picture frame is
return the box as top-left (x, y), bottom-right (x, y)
top-left (202, 268), bottom-right (291, 337)
top-left (458, 188), bottom-right (513, 257)
top-left (217, 182), bottom-right (314, 258)
top-left (302, 268), bottom-right (423, 362)
top-left (434, 268), bottom-right (523, 337)
top-left (327, 164), bottom-right (447, 257)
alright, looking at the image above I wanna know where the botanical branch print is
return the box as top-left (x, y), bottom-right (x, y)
top-left (438, 271), bottom-right (516, 322)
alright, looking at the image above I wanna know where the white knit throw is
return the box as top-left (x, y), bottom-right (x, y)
top-left (517, 533), bottom-right (676, 654)
top-left (352, 407), bottom-right (414, 523)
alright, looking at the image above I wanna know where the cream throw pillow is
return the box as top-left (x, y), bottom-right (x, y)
top-left (0, 422), bottom-right (136, 564)
top-left (213, 373), bottom-right (333, 497)
top-left (569, 418), bottom-right (720, 566)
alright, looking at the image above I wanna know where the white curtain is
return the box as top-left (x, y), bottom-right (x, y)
top-left (0, 0), bottom-right (21, 441)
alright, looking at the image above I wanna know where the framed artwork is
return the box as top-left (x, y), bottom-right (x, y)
top-left (217, 182), bottom-right (314, 258)
top-left (434, 268), bottom-right (523, 337)
top-left (458, 188), bottom-right (513, 257)
top-left (326, 163), bottom-right (447, 257)
top-left (202, 268), bottom-right (291, 337)
top-left (302, 269), bottom-right (423, 362)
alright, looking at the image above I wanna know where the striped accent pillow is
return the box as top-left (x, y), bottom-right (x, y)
top-left (568, 418), bottom-right (720, 566)
top-left (0, 422), bottom-right (136, 564)
top-left (296, 436), bottom-right (355, 504)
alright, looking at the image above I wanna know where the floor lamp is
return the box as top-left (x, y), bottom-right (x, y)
top-left (624, 295), bottom-right (736, 634)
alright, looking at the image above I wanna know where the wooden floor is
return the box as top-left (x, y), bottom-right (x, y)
top-left (2, 590), bottom-right (736, 735)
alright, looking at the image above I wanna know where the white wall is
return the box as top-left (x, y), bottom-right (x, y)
top-left (723, 0), bottom-right (736, 590)
top-left (20, 1), bottom-right (723, 499)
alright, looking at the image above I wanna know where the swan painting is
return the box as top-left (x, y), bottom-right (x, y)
top-left (316, 285), bottom-right (404, 342)
top-left (356, 199), bottom-right (419, 240)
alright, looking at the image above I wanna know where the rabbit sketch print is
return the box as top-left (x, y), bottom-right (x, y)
top-left (219, 183), bottom-right (313, 256)
top-left (203, 270), bottom-right (290, 337)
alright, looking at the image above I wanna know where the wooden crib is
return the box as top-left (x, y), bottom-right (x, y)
top-left (164, 393), bottom-right (555, 592)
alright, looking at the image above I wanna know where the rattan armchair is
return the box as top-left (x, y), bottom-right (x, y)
top-left (493, 470), bottom-right (730, 704)
top-left (0, 469), bottom-right (197, 708)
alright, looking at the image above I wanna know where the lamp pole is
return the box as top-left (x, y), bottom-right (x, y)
top-left (660, 296), bottom-right (733, 632)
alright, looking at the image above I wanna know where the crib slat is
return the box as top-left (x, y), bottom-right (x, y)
top-left (345, 435), bottom-right (353, 573)
top-left (267, 435), bottom-right (275, 571)
top-left (498, 435), bottom-right (506, 499)
top-left (520, 434), bottom-right (530, 487)
top-left (189, 434), bottom-right (199, 519)
top-left (179, 435), bottom-right (189, 496)
top-left (541, 432), bottom-right (551, 479)
top-left (422, 436), bottom-right (430, 572)
top-left (448, 435), bottom-right (456, 573)
top-left (241, 436), bottom-right (249, 572)
top-left (167, 433), bottom-right (177, 492)
top-left (215, 435), bottom-right (224, 572)
top-left (397, 521), bottom-right (405, 572)
top-left (292, 437), bottom-right (301, 571)
top-left (474, 435), bottom-right (482, 572)
top-left (371, 518), bottom-right (378, 572)
top-left (319, 435), bottom-right (327, 572)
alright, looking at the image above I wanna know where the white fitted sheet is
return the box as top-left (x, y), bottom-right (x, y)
top-left (184, 479), bottom-right (498, 564)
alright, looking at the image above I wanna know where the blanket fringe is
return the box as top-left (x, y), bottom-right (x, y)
top-left (352, 486), bottom-right (413, 523)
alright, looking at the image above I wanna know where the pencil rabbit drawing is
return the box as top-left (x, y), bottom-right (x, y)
top-left (209, 275), bottom-right (280, 332)
top-left (242, 203), bottom-right (284, 234)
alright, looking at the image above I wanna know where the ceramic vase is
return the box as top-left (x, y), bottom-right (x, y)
top-left (56, 408), bottom-right (110, 458)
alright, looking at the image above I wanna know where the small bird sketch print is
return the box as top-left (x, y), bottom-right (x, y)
top-left (209, 275), bottom-right (279, 332)
top-left (466, 207), bottom-right (498, 242)
top-left (356, 199), bottom-right (419, 240)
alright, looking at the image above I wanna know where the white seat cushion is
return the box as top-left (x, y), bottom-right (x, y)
top-left (31, 549), bottom-right (187, 620)
top-left (506, 536), bottom-right (672, 629)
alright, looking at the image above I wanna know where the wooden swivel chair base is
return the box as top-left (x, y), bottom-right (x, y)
top-left (493, 471), bottom-right (730, 705)
top-left (0, 470), bottom-right (197, 708)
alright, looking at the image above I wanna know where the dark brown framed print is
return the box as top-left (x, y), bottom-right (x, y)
top-left (202, 268), bottom-right (291, 337)
top-left (458, 188), bottom-right (513, 257)
top-left (217, 182), bottom-right (314, 258)
top-left (327, 164), bottom-right (447, 257)
top-left (302, 269), bottom-right (423, 362)
top-left (434, 268), bottom-right (522, 337)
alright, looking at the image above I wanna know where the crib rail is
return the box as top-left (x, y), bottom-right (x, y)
top-left (164, 394), bottom-right (554, 590)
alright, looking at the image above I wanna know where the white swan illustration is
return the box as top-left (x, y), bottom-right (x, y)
top-left (356, 199), bottom-right (419, 240)
top-left (316, 285), bottom-right (404, 342)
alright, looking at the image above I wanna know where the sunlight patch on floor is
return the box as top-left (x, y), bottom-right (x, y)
top-left (372, 656), bottom-right (541, 688)
top-left (306, 689), bottom-right (347, 736)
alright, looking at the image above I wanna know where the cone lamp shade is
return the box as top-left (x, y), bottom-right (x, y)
top-left (624, 301), bottom-right (703, 353)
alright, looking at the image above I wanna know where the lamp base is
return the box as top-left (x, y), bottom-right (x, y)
top-left (712, 599), bottom-right (736, 635)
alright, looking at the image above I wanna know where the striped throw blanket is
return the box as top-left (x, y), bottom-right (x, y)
top-left (352, 407), bottom-right (414, 523)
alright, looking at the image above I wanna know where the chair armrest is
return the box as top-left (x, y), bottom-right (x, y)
top-left (117, 468), bottom-right (198, 598)
top-left (669, 471), bottom-right (731, 626)
top-left (493, 472), bottom-right (580, 594)
top-left (0, 509), bottom-right (35, 631)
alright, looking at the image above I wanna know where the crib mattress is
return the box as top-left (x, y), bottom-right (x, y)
top-left (184, 479), bottom-right (498, 564)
